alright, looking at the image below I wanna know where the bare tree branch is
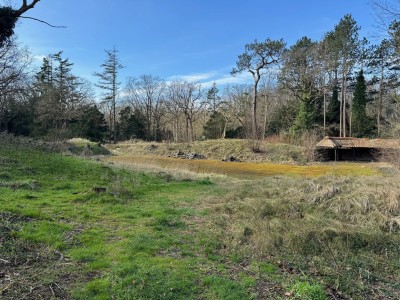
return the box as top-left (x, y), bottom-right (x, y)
top-left (371, 0), bottom-right (400, 31)
top-left (19, 16), bottom-right (66, 28)
top-left (1, 1), bottom-right (46, 46)
top-left (17, 0), bottom-right (41, 16)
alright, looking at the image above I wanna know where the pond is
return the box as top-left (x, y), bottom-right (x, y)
top-left (105, 155), bottom-right (379, 178)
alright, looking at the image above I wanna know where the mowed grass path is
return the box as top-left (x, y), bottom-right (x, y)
top-left (106, 155), bottom-right (379, 178)
top-left (0, 146), bottom-right (253, 299)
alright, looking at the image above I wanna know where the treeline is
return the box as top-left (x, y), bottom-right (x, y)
top-left (1, 13), bottom-right (400, 143)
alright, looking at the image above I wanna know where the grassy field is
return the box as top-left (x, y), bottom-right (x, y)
top-left (1, 137), bottom-right (399, 299)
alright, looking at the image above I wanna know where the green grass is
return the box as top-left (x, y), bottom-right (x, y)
top-left (0, 141), bottom-right (259, 299)
top-left (290, 281), bottom-right (327, 300)
top-left (1, 137), bottom-right (399, 299)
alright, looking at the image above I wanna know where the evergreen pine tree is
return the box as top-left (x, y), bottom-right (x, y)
top-left (293, 98), bottom-right (314, 132)
top-left (34, 52), bottom-right (81, 139)
top-left (203, 111), bottom-right (226, 139)
top-left (71, 105), bottom-right (108, 142)
top-left (130, 108), bottom-right (147, 140)
top-left (326, 85), bottom-right (341, 135)
top-left (206, 83), bottom-right (221, 112)
top-left (352, 70), bottom-right (373, 137)
top-left (118, 107), bottom-right (133, 141)
top-left (327, 85), bottom-right (340, 124)
top-left (94, 47), bottom-right (124, 143)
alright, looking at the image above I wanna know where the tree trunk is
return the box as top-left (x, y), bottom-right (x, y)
top-left (323, 91), bottom-right (326, 134)
top-left (112, 71), bottom-right (117, 144)
top-left (339, 79), bottom-right (343, 137)
top-left (323, 74), bottom-right (326, 134)
top-left (113, 98), bottom-right (116, 143)
top-left (263, 93), bottom-right (269, 139)
top-left (341, 61), bottom-right (347, 137)
top-left (189, 117), bottom-right (194, 142)
top-left (109, 109), bottom-right (113, 142)
top-left (343, 85), bottom-right (347, 137)
top-left (349, 99), bottom-right (352, 137)
top-left (185, 116), bottom-right (189, 142)
top-left (252, 77), bottom-right (260, 140)
top-left (377, 65), bottom-right (384, 137)
top-left (147, 98), bottom-right (152, 140)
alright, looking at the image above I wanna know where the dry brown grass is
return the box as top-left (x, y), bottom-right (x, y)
top-left (212, 173), bottom-right (400, 249)
top-left (67, 138), bottom-right (95, 145)
top-left (198, 172), bottom-right (400, 298)
top-left (105, 156), bottom-right (225, 182)
top-left (105, 139), bottom-right (307, 163)
top-left (263, 134), bottom-right (289, 144)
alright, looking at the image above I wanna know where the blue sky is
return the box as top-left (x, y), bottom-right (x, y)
top-left (11, 0), bottom-right (378, 90)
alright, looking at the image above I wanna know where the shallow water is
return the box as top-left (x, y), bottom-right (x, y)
top-left (105, 155), bottom-right (379, 178)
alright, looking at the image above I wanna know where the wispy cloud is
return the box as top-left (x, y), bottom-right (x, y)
top-left (168, 71), bottom-right (217, 83)
top-left (203, 72), bottom-right (252, 87)
top-left (167, 69), bottom-right (253, 88)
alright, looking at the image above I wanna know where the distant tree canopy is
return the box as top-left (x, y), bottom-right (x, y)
top-left (0, 0), bottom-right (41, 47)
top-left (3, 8), bottom-right (400, 143)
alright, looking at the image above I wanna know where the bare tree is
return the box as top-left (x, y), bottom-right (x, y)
top-left (232, 38), bottom-right (285, 141)
top-left (0, 37), bottom-right (31, 97)
top-left (165, 83), bottom-right (182, 142)
top-left (371, 1), bottom-right (400, 57)
top-left (259, 75), bottom-right (279, 139)
top-left (167, 80), bottom-right (203, 142)
top-left (125, 75), bottom-right (166, 141)
top-left (371, 0), bottom-right (400, 27)
top-left (0, 37), bottom-right (32, 132)
top-left (222, 84), bottom-right (252, 134)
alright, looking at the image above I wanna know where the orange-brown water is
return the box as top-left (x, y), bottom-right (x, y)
top-left (105, 155), bottom-right (379, 178)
